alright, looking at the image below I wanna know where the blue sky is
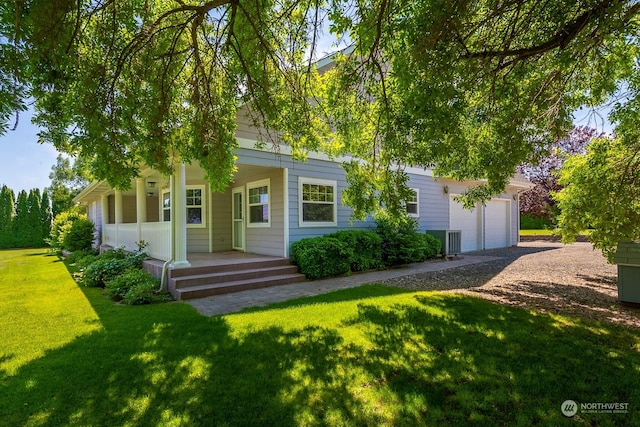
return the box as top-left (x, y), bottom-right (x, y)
top-left (0, 108), bottom-right (60, 194)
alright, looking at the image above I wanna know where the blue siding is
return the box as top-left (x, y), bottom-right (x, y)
top-left (234, 146), bottom-right (521, 253)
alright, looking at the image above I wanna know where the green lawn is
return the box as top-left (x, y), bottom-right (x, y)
top-left (1, 249), bottom-right (639, 426)
top-left (519, 229), bottom-right (555, 235)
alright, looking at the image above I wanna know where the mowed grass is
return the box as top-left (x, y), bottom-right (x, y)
top-left (519, 229), bottom-right (555, 235)
top-left (1, 249), bottom-right (640, 426)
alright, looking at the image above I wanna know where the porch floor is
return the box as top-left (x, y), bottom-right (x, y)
top-left (144, 251), bottom-right (288, 269)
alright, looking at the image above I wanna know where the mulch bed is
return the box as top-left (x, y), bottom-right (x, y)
top-left (380, 242), bottom-right (640, 329)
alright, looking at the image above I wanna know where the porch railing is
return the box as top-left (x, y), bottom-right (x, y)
top-left (103, 222), bottom-right (171, 261)
top-left (141, 222), bottom-right (171, 261)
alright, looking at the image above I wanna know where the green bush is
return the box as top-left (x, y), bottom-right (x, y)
top-left (421, 233), bottom-right (442, 259)
top-left (329, 230), bottom-right (383, 271)
top-left (520, 214), bottom-right (555, 230)
top-left (375, 214), bottom-right (439, 266)
top-left (105, 268), bottom-right (171, 305)
top-left (65, 248), bottom-right (97, 265)
top-left (82, 247), bottom-right (147, 287)
top-left (61, 217), bottom-right (95, 252)
top-left (291, 237), bottom-right (352, 279)
top-left (48, 210), bottom-right (95, 252)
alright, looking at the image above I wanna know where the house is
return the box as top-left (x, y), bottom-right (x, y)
top-left (73, 53), bottom-right (533, 299)
top-left (74, 113), bottom-right (531, 300)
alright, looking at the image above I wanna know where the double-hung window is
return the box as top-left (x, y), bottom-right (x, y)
top-left (247, 179), bottom-right (270, 227)
top-left (162, 189), bottom-right (171, 222)
top-left (186, 186), bottom-right (206, 227)
top-left (161, 185), bottom-right (206, 227)
top-left (405, 188), bottom-right (419, 217)
top-left (299, 177), bottom-right (337, 227)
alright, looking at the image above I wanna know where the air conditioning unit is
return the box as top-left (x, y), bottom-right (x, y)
top-left (446, 230), bottom-right (462, 255)
top-left (426, 230), bottom-right (462, 256)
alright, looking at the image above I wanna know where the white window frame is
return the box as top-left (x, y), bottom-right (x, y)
top-left (186, 185), bottom-right (206, 228)
top-left (247, 178), bottom-right (271, 228)
top-left (161, 185), bottom-right (207, 228)
top-left (299, 177), bottom-right (338, 227)
top-left (161, 188), bottom-right (171, 222)
top-left (405, 188), bottom-right (419, 218)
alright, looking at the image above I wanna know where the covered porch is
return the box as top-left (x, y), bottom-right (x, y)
top-left (77, 161), bottom-right (289, 268)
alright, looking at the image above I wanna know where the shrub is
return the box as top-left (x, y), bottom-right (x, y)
top-left (520, 214), bottom-right (555, 230)
top-left (419, 233), bottom-right (442, 260)
top-left (81, 247), bottom-right (147, 287)
top-left (375, 214), bottom-right (429, 266)
top-left (65, 248), bottom-right (97, 265)
top-left (48, 210), bottom-right (95, 252)
top-left (61, 217), bottom-right (95, 252)
top-left (105, 268), bottom-right (171, 305)
top-left (291, 237), bottom-right (352, 279)
top-left (123, 280), bottom-right (173, 305)
top-left (329, 230), bottom-right (383, 271)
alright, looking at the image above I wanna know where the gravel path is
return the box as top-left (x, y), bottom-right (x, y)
top-left (380, 241), bottom-right (640, 329)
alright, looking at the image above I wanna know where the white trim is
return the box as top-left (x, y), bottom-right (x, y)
top-left (185, 185), bottom-right (206, 228)
top-left (298, 177), bottom-right (338, 227)
top-left (283, 168), bottom-right (290, 257)
top-left (246, 178), bottom-right (271, 228)
top-left (161, 189), bottom-right (171, 222)
top-left (236, 137), bottom-right (353, 164)
top-left (232, 186), bottom-right (246, 251)
top-left (161, 185), bottom-right (207, 228)
top-left (405, 188), bottom-right (419, 218)
top-left (208, 184), bottom-right (214, 252)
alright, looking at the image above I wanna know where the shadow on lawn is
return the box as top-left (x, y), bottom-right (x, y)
top-left (2, 282), bottom-right (640, 425)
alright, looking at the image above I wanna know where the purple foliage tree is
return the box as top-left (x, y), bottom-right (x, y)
top-left (518, 126), bottom-right (601, 220)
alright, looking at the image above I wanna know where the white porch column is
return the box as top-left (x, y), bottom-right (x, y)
top-left (171, 163), bottom-right (191, 268)
top-left (135, 178), bottom-right (147, 243)
top-left (101, 194), bottom-right (108, 246)
top-left (114, 190), bottom-right (123, 246)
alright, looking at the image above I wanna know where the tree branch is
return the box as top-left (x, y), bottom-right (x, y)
top-left (463, 0), bottom-right (639, 61)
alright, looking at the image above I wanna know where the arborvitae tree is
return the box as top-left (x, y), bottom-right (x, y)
top-left (26, 189), bottom-right (43, 246)
top-left (13, 190), bottom-right (29, 248)
top-left (40, 191), bottom-right (52, 246)
top-left (0, 185), bottom-right (15, 249)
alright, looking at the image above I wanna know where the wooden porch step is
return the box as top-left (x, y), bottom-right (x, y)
top-left (168, 258), bottom-right (292, 278)
top-left (170, 265), bottom-right (300, 289)
top-left (173, 273), bottom-right (305, 300)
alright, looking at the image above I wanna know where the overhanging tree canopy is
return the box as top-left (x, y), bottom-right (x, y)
top-left (2, 0), bottom-right (639, 219)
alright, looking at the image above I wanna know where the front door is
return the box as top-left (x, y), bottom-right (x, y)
top-left (232, 187), bottom-right (245, 251)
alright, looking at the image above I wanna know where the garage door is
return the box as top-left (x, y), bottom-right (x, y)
top-left (450, 198), bottom-right (479, 252)
top-left (484, 199), bottom-right (509, 249)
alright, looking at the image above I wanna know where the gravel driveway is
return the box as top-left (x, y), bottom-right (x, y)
top-left (380, 241), bottom-right (640, 329)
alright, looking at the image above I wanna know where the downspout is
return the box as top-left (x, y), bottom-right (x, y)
top-left (160, 258), bottom-right (173, 291)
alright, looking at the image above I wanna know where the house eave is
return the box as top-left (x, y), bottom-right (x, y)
top-left (73, 181), bottom-right (111, 204)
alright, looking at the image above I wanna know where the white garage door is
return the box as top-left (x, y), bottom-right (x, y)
top-left (450, 198), bottom-right (479, 252)
top-left (485, 199), bottom-right (510, 249)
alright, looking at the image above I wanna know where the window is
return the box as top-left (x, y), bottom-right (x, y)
top-left (162, 189), bottom-right (171, 221)
top-left (186, 186), bottom-right (206, 227)
top-left (247, 179), bottom-right (270, 227)
top-left (161, 185), bottom-right (206, 227)
top-left (299, 177), bottom-right (337, 227)
top-left (405, 188), bottom-right (419, 217)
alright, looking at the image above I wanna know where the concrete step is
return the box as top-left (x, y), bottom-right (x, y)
top-left (174, 273), bottom-right (306, 300)
top-left (171, 265), bottom-right (300, 289)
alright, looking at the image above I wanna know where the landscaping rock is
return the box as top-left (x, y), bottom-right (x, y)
top-left (380, 242), bottom-right (640, 329)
